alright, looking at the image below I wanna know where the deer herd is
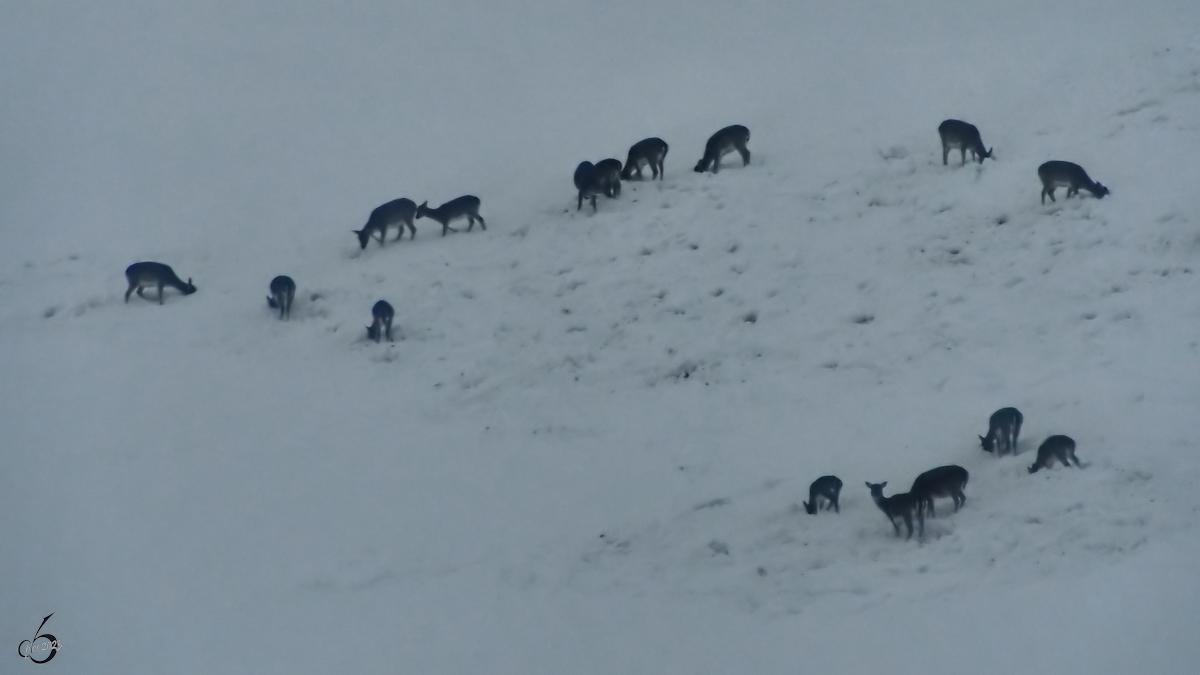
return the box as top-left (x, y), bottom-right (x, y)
top-left (122, 120), bottom-right (1094, 532)
top-left (806, 405), bottom-right (1082, 542)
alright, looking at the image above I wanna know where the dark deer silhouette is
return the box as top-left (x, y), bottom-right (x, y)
top-left (266, 275), bottom-right (296, 320)
top-left (416, 196), bottom-right (486, 236)
top-left (1029, 435), bottom-right (1081, 473)
top-left (803, 475), bottom-right (843, 515)
top-left (866, 482), bottom-right (924, 540)
top-left (910, 465), bottom-right (969, 518)
top-left (622, 137), bottom-right (668, 180)
top-left (124, 262), bottom-right (196, 305)
top-left (938, 119), bottom-right (993, 165)
top-left (980, 407), bottom-right (1023, 456)
top-left (1038, 161), bottom-right (1109, 204)
top-left (353, 198), bottom-right (417, 249)
top-left (694, 125), bottom-right (750, 174)
top-left (366, 300), bottom-right (394, 343)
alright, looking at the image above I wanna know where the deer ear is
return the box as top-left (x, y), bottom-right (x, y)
top-left (864, 482), bottom-right (872, 489)
top-left (880, 481), bottom-right (887, 488)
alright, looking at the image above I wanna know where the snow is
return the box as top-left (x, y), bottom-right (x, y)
top-left (2, 1), bottom-right (1200, 673)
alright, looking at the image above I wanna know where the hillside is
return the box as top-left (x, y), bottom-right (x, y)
top-left (3, 1), bottom-right (1200, 673)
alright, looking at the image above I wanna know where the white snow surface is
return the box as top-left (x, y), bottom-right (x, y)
top-left (3, 1), bottom-right (1200, 673)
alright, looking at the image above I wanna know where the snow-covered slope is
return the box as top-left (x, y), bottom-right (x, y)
top-left (3, 1), bottom-right (1200, 673)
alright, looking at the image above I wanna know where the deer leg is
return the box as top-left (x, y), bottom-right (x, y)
top-left (156, 282), bottom-right (165, 305)
top-left (466, 216), bottom-right (475, 232)
top-left (590, 195), bottom-right (597, 213)
top-left (960, 148), bottom-right (967, 166)
top-left (902, 513), bottom-right (913, 540)
top-left (942, 145), bottom-right (949, 165)
top-left (136, 286), bottom-right (147, 299)
top-left (125, 283), bottom-right (137, 303)
top-left (891, 517), bottom-right (901, 537)
top-left (737, 144), bottom-right (750, 167)
top-left (475, 214), bottom-right (485, 231)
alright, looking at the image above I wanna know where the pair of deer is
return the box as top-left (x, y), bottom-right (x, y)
top-left (573, 125), bottom-right (752, 213)
top-left (979, 406), bottom-right (1083, 474)
top-left (269, 276), bottom-right (394, 341)
top-left (937, 119), bottom-right (1109, 203)
top-left (352, 196), bottom-right (486, 250)
top-left (797, 468), bottom-right (967, 541)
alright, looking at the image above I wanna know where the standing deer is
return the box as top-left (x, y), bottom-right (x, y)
top-left (367, 300), bottom-right (394, 343)
top-left (937, 119), bottom-right (993, 165)
top-left (266, 275), bottom-right (296, 320)
top-left (1028, 435), bottom-right (1081, 473)
top-left (980, 407), bottom-right (1023, 456)
top-left (124, 262), bottom-right (197, 305)
top-left (910, 465), bottom-right (969, 518)
top-left (416, 196), bottom-right (486, 236)
top-left (622, 137), bottom-right (668, 180)
top-left (353, 198), bottom-right (417, 249)
top-left (803, 475), bottom-right (843, 515)
top-left (1038, 161), bottom-right (1109, 204)
top-left (694, 125), bottom-right (751, 174)
top-left (593, 158), bottom-right (623, 198)
top-left (866, 482), bottom-right (925, 540)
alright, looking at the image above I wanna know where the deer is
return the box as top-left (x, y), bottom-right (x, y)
top-left (910, 465), bottom-right (969, 518)
top-left (266, 275), bottom-right (296, 320)
top-left (574, 161), bottom-right (604, 213)
top-left (621, 137), bottom-right (668, 181)
top-left (980, 407), bottom-right (1023, 456)
top-left (366, 300), bottom-right (394, 343)
top-left (866, 482), bottom-right (925, 540)
top-left (1038, 161), bottom-right (1109, 204)
top-left (416, 196), bottom-right (486, 236)
top-left (124, 262), bottom-right (196, 305)
top-left (1028, 435), bottom-right (1081, 473)
top-left (694, 125), bottom-right (751, 174)
top-left (937, 119), bottom-right (993, 165)
top-left (802, 475), bottom-right (843, 515)
top-left (593, 158), bottom-right (623, 198)
top-left (353, 197), bottom-right (417, 249)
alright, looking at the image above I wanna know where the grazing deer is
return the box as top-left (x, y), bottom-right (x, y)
top-left (694, 125), bottom-right (751, 174)
top-left (266, 275), bottom-right (296, 320)
top-left (353, 198), bottom-right (417, 249)
top-left (124, 262), bottom-right (196, 305)
top-left (910, 465), bottom-right (969, 518)
top-left (574, 161), bottom-right (603, 213)
top-left (1038, 161), bottom-right (1109, 204)
top-left (803, 475), bottom-right (843, 515)
top-left (937, 119), bottom-right (993, 165)
top-left (622, 137), bottom-right (668, 180)
top-left (1028, 435), bottom-right (1080, 473)
top-left (866, 482), bottom-right (924, 540)
top-left (366, 300), bottom-right (394, 343)
top-left (593, 158), bottom-right (623, 198)
top-left (416, 196), bottom-right (486, 236)
top-left (980, 407), bottom-right (1023, 456)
